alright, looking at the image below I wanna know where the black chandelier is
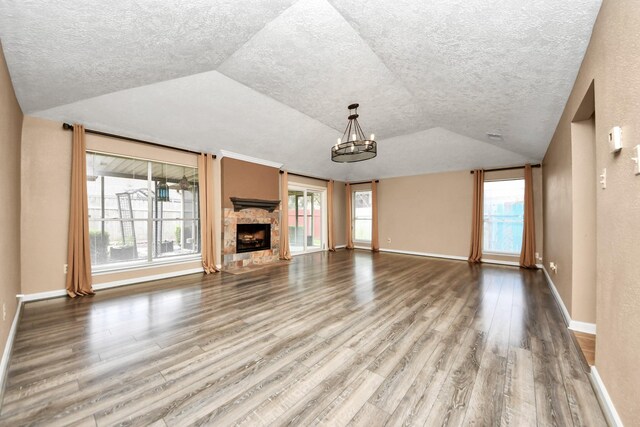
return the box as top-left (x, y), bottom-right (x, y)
top-left (331, 103), bottom-right (377, 163)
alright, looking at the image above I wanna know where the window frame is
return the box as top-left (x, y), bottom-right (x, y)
top-left (482, 178), bottom-right (525, 256)
top-left (87, 150), bottom-right (201, 273)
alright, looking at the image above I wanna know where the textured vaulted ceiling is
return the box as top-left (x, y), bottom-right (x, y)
top-left (0, 0), bottom-right (602, 181)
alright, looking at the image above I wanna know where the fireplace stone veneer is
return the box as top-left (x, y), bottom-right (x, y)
top-left (223, 207), bottom-right (280, 269)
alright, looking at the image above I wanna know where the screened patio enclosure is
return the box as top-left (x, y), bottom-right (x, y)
top-left (86, 152), bottom-right (200, 269)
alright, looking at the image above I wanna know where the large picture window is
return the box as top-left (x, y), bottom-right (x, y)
top-left (86, 152), bottom-right (200, 270)
top-left (353, 190), bottom-right (372, 243)
top-left (483, 179), bottom-right (524, 254)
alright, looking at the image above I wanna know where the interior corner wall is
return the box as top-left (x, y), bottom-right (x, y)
top-left (0, 41), bottom-right (23, 358)
top-left (332, 181), bottom-right (346, 247)
top-left (541, 0), bottom-right (640, 422)
top-left (377, 171), bottom-right (472, 257)
top-left (378, 168), bottom-right (543, 260)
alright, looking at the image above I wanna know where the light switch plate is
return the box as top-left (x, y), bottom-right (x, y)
top-left (609, 126), bottom-right (622, 153)
top-left (633, 145), bottom-right (640, 175)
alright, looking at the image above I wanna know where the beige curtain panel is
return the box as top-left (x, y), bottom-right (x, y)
top-left (520, 164), bottom-right (537, 268)
top-left (327, 180), bottom-right (336, 251)
top-left (468, 169), bottom-right (484, 263)
top-left (66, 124), bottom-right (94, 298)
top-left (198, 153), bottom-right (219, 274)
top-left (345, 183), bottom-right (354, 249)
top-left (280, 171), bottom-right (292, 260)
top-left (371, 180), bottom-right (380, 252)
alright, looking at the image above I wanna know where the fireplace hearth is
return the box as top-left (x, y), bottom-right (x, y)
top-left (236, 223), bottom-right (271, 253)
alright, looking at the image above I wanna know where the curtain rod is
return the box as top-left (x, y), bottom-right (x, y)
top-left (279, 170), bottom-right (330, 182)
top-left (62, 123), bottom-right (213, 158)
top-left (346, 180), bottom-right (379, 185)
top-left (470, 164), bottom-right (541, 174)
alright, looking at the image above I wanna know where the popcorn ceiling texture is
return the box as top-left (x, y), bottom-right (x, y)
top-left (0, 0), bottom-right (297, 111)
top-left (0, 0), bottom-right (602, 181)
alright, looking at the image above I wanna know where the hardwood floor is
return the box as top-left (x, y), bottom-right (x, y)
top-left (572, 331), bottom-right (596, 366)
top-left (0, 250), bottom-right (606, 426)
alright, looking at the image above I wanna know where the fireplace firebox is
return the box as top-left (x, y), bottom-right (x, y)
top-left (236, 223), bottom-right (271, 253)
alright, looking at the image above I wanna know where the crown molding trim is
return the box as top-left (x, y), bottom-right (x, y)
top-left (219, 150), bottom-right (283, 169)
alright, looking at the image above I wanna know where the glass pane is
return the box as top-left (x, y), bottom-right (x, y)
top-left (306, 191), bottom-right (322, 250)
top-left (152, 219), bottom-right (200, 259)
top-left (87, 152), bottom-right (201, 268)
top-left (288, 190), bottom-right (305, 253)
top-left (353, 190), bottom-right (372, 242)
top-left (354, 191), bottom-right (372, 219)
top-left (483, 180), bottom-right (525, 254)
top-left (89, 219), bottom-right (148, 266)
top-left (150, 162), bottom-right (199, 219)
top-left (354, 219), bottom-right (372, 242)
top-left (87, 153), bottom-right (150, 220)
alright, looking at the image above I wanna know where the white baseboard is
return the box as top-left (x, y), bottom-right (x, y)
top-left (93, 268), bottom-right (204, 291)
top-left (569, 320), bottom-right (597, 335)
top-left (541, 266), bottom-right (572, 327)
top-left (590, 367), bottom-right (624, 427)
top-left (17, 288), bottom-right (67, 302)
top-left (18, 268), bottom-right (204, 302)
top-left (353, 245), bottom-right (372, 251)
top-left (540, 266), bottom-right (597, 334)
top-left (0, 296), bottom-right (23, 404)
top-left (335, 244), bottom-right (346, 249)
top-left (379, 248), bottom-right (467, 262)
top-left (481, 258), bottom-right (520, 267)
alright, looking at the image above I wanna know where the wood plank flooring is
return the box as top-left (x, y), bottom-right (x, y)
top-left (572, 331), bottom-right (596, 366)
top-left (0, 250), bottom-right (606, 426)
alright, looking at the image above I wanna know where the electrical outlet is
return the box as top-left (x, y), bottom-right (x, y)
top-left (549, 262), bottom-right (558, 274)
top-left (64, 264), bottom-right (68, 274)
top-left (2, 303), bottom-right (6, 321)
top-left (599, 168), bottom-right (607, 189)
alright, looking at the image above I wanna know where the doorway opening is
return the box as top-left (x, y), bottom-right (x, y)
top-left (570, 80), bottom-right (597, 365)
top-left (287, 186), bottom-right (327, 254)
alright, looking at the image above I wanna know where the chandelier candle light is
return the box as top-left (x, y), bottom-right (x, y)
top-left (331, 103), bottom-right (377, 162)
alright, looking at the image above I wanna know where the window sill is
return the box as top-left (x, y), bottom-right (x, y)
top-left (92, 255), bottom-right (201, 276)
top-left (483, 251), bottom-right (519, 257)
top-left (353, 244), bottom-right (372, 250)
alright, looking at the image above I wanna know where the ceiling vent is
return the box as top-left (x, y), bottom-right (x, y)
top-left (486, 132), bottom-right (503, 142)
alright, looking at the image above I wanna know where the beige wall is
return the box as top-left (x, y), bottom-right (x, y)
top-left (288, 174), bottom-right (327, 189)
top-left (378, 169), bottom-right (543, 260)
top-left (332, 181), bottom-right (346, 247)
top-left (20, 116), bottom-right (212, 295)
top-left (542, 0), bottom-right (640, 422)
top-left (543, 119), bottom-right (574, 313)
top-left (221, 158), bottom-right (279, 209)
top-left (0, 42), bottom-right (23, 359)
top-left (571, 116), bottom-right (597, 323)
top-left (378, 171), bottom-right (472, 256)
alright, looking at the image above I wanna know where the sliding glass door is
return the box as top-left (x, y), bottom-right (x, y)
top-left (288, 186), bottom-right (326, 254)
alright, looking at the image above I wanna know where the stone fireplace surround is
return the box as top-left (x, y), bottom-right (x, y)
top-left (222, 199), bottom-right (280, 270)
